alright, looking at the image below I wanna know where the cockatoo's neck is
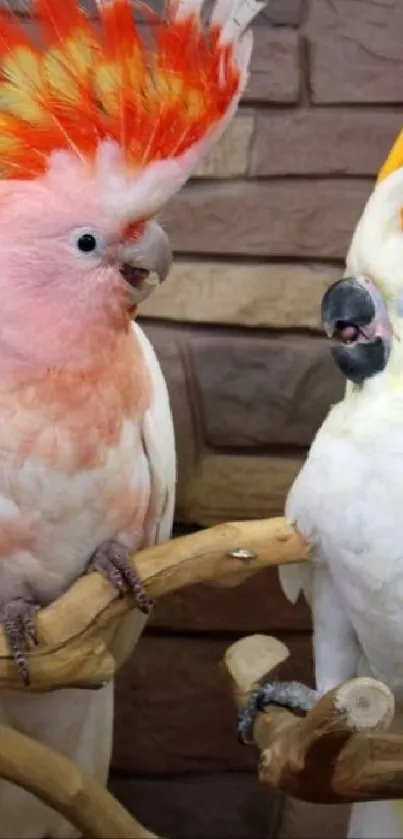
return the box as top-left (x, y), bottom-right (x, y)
top-left (346, 313), bottom-right (403, 399)
top-left (0, 304), bottom-right (132, 385)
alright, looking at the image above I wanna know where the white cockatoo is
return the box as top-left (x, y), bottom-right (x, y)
top-left (239, 132), bottom-right (403, 838)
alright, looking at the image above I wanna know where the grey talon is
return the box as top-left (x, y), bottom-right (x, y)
top-left (255, 680), bottom-right (319, 714)
top-left (236, 680), bottom-right (319, 746)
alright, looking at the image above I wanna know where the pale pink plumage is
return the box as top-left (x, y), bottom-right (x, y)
top-left (0, 152), bottom-right (176, 839)
top-left (0, 154), bottom-right (160, 612)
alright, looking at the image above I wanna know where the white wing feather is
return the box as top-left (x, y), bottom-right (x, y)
top-left (278, 463), bottom-right (314, 607)
top-left (132, 320), bottom-right (176, 546)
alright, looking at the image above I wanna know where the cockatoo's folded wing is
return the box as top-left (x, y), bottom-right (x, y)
top-left (278, 463), bottom-right (315, 607)
top-left (132, 321), bottom-right (176, 547)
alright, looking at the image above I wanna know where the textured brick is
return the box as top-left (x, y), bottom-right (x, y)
top-left (306, 0), bottom-right (403, 104)
top-left (180, 452), bottom-right (304, 525)
top-left (188, 333), bottom-right (344, 449)
top-left (110, 775), bottom-right (280, 839)
top-left (164, 180), bottom-right (371, 259)
top-left (113, 633), bottom-right (313, 774)
top-left (278, 800), bottom-right (350, 839)
top-left (244, 29), bottom-right (300, 103)
top-left (139, 323), bottom-right (342, 524)
top-left (196, 113), bottom-right (254, 178)
top-left (259, 0), bottom-right (302, 27)
top-left (250, 109), bottom-right (403, 177)
top-left (140, 323), bottom-right (343, 524)
top-left (152, 566), bottom-right (312, 632)
top-left (141, 262), bottom-right (340, 330)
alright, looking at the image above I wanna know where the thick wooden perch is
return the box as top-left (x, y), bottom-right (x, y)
top-left (225, 634), bottom-right (403, 804)
top-left (0, 724), bottom-right (160, 839)
top-left (0, 517), bottom-right (309, 691)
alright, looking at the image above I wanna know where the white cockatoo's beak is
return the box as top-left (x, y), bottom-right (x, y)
top-left (321, 274), bottom-right (393, 384)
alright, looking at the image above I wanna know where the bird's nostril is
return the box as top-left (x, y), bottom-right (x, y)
top-left (119, 264), bottom-right (150, 287)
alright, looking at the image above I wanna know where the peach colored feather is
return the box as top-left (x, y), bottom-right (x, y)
top-left (0, 330), bottom-right (150, 471)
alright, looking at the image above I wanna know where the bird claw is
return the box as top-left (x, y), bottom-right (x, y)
top-left (86, 539), bottom-right (153, 615)
top-left (237, 679), bottom-right (319, 745)
top-left (0, 597), bottom-right (40, 686)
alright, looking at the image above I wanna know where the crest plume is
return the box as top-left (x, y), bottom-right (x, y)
top-left (377, 128), bottom-right (403, 184)
top-left (0, 0), bottom-right (265, 211)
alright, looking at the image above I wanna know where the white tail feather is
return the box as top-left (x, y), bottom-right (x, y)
top-left (210, 0), bottom-right (236, 25)
top-left (235, 29), bottom-right (254, 78)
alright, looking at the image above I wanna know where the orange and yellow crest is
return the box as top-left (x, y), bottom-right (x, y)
top-left (0, 0), bottom-right (262, 183)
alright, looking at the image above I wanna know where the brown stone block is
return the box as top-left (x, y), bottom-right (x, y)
top-left (245, 29), bottom-right (300, 102)
top-left (278, 799), bottom-right (350, 839)
top-left (250, 109), bottom-right (403, 177)
top-left (138, 323), bottom-right (336, 525)
top-left (259, 0), bottom-right (302, 27)
top-left (187, 332), bottom-right (344, 449)
top-left (195, 113), bottom-right (254, 178)
top-left (113, 633), bottom-right (313, 774)
top-left (110, 774), bottom-right (281, 839)
top-left (164, 180), bottom-right (371, 259)
top-left (152, 566), bottom-right (312, 632)
top-left (140, 261), bottom-right (340, 331)
top-left (179, 452), bottom-right (304, 525)
top-left (306, 0), bottom-right (403, 104)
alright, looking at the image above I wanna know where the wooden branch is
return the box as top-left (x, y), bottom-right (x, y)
top-left (0, 517), bottom-right (309, 691)
top-left (0, 724), bottom-right (160, 839)
top-left (225, 634), bottom-right (403, 804)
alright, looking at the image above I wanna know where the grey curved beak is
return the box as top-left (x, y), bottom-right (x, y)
top-left (119, 221), bottom-right (172, 305)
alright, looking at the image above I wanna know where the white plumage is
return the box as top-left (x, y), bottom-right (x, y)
top-left (280, 166), bottom-right (403, 837)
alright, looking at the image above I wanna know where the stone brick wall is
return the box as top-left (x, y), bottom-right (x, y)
top-left (141, 0), bottom-right (403, 528)
top-left (7, 3), bottom-right (403, 835)
top-left (124, 6), bottom-right (403, 830)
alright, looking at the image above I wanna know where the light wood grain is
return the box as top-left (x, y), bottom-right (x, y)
top-left (0, 724), bottom-right (158, 839)
top-left (225, 634), bottom-right (403, 804)
top-left (0, 517), bottom-right (310, 691)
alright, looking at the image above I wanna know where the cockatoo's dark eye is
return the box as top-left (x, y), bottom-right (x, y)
top-left (69, 227), bottom-right (105, 258)
top-left (77, 233), bottom-right (97, 253)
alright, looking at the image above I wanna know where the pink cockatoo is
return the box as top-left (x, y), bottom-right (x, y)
top-left (0, 0), bottom-right (265, 835)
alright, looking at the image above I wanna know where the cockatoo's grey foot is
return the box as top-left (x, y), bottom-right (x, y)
top-left (86, 539), bottom-right (153, 615)
top-left (237, 680), bottom-right (319, 744)
top-left (0, 597), bottom-right (40, 686)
